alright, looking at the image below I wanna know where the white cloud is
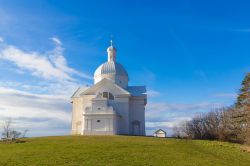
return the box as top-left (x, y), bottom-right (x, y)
top-left (147, 90), bottom-right (160, 97)
top-left (230, 29), bottom-right (250, 32)
top-left (146, 101), bottom-right (223, 113)
top-left (50, 37), bottom-right (62, 46)
top-left (0, 87), bottom-right (72, 136)
top-left (146, 116), bottom-right (192, 128)
top-left (145, 101), bottom-right (225, 135)
top-left (0, 45), bottom-right (71, 80)
top-left (0, 37), bottom-right (92, 137)
top-left (213, 93), bottom-right (237, 98)
top-left (0, 38), bottom-right (91, 81)
top-left (146, 101), bottom-right (224, 126)
top-left (48, 37), bottom-right (91, 80)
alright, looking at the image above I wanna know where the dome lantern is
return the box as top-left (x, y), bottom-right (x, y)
top-left (107, 40), bottom-right (117, 62)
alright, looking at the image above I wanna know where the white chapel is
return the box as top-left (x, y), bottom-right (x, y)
top-left (71, 41), bottom-right (147, 135)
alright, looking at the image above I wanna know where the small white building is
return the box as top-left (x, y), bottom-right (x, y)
top-left (154, 129), bottom-right (167, 138)
top-left (71, 41), bottom-right (147, 136)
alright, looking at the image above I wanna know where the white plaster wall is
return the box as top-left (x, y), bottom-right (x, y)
top-left (71, 97), bottom-right (83, 135)
top-left (71, 81), bottom-right (146, 136)
top-left (92, 84), bottom-right (130, 134)
top-left (92, 99), bottom-right (108, 111)
top-left (83, 115), bottom-right (117, 135)
top-left (71, 95), bottom-right (94, 135)
top-left (109, 97), bottom-right (130, 135)
top-left (129, 97), bottom-right (146, 136)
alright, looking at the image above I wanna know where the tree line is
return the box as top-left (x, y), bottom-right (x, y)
top-left (1, 118), bottom-right (28, 142)
top-left (174, 73), bottom-right (250, 145)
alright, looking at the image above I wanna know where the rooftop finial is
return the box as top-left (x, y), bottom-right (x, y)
top-left (110, 39), bottom-right (113, 47)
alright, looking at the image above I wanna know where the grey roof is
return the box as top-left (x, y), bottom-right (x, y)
top-left (71, 87), bottom-right (89, 98)
top-left (127, 86), bottom-right (146, 96)
top-left (94, 61), bottom-right (128, 77)
top-left (71, 81), bottom-right (146, 98)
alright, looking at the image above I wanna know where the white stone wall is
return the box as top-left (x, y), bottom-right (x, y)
top-left (82, 114), bottom-right (117, 135)
top-left (108, 97), bottom-right (130, 135)
top-left (71, 80), bottom-right (146, 136)
top-left (71, 95), bottom-right (94, 135)
top-left (129, 96), bottom-right (146, 136)
top-left (71, 97), bottom-right (83, 135)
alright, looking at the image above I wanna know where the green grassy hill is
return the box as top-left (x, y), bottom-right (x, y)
top-left (0, 136), bottom-right (249, 166)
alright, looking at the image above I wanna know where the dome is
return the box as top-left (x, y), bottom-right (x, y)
top-left (94, 61), bottom-right (128, 77)
top-left (94, 61), bottom-right (129, 88)
top-left (93, 40), bottom-right (129, 88)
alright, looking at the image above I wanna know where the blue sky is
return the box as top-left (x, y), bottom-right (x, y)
top-left (0, 0), bottom-right (250, 136)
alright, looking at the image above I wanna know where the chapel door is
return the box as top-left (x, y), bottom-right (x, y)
top-left (132, 121), bottom-right (140, 136)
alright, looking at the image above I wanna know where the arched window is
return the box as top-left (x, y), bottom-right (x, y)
top-left (102, 92), bottom-right (114, 100)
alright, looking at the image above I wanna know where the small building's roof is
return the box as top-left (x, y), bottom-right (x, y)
top-left (154, 129), bottom-right (166, 134)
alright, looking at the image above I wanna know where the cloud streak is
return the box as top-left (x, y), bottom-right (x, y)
top-left (229, 29), bottom-right (250, 32)
top-left (147, 102), bottom-right (223, 113)
top-left (0, 37), bottom-right (91, 81)
top-left (212, 93), bottom-right (237, 98)
top-left (0, 87), bottom-right (72, 136)
top-left (0, 37), bottom-right (91, 137)
top-left (145, 101), bottom-right (225, 135)
top-left (146, 89), bottom-right (161, 97)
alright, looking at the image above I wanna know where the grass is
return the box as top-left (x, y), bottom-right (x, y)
top-left (0, 136), bottom-right (250, 166)
top-left (241, 145), bottom-right (250, 153)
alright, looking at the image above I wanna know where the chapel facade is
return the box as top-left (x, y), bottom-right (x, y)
top-left (71, 41), bottom-right (147, 135)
